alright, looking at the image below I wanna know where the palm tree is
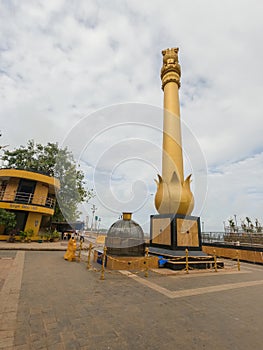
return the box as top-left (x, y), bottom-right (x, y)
top-left (228, 218), bottom-right (235, 233)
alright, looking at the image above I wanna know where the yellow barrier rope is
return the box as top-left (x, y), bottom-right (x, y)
top-left (72, 242), bottom-right (242, 279)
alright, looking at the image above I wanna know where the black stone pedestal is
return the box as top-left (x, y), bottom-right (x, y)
top-left (150, 214), bottom-right (202, 251)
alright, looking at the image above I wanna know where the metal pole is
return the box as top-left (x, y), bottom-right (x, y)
top-left (87, 243), bottom-right (92, 269)
top-left (100, 246), bottom-right (107, 280)
top-left (144, 247), bottom-right (149, 278)
top-left (213, 249), bottom-right (217, 272)
top-left (234, 214), bottom-right (237, 228)
top-left (77, 240), bottom-right (83, 262)
top-left (85, 215), bottom-right (89, 230)
top-left (91, 204), bottom-right (97, 231)
top-left (98, 218), bottom-right (101, 231)
top-left (185, 248), bottom-right (189, 274)
top-left (236, 250), bottom-right (240, 271)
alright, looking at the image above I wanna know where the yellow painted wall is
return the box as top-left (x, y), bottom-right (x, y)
top-left (202, 246), bottom-right (263, 264)
top-left (3, 178), bottom-right (19, 201)
top-left (0, 169), bottom-right (60, 189)
top-left (32, 182), bottom-right (48, 206)
top-left (0, 202), bottom-right (54, 215)
top-left (25, 212), bottom-right (42, 236)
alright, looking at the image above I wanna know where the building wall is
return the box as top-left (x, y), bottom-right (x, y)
top-left (2, 178), bottom-right (19, 201)
top-left (24, 212), bottom-right (42, 235)
top-left (0, 169), bottom-right (60, 238)
top-left (32, 182), bottom-right (49, 206)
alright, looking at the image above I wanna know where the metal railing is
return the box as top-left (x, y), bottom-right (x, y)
top-left (0, 190), bottom-right (56, 209)
top-left (202, 232), bottom-right (263, 247)
top-left (201, 232), bottom-right (225, 243)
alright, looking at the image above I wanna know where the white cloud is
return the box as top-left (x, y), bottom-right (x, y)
top-left (1, 0), bottom-right (263, 232)
top-left (203, 152), bottom-right (263, 231)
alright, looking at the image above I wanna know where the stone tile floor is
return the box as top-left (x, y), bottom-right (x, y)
top-left (0, 244), bottom-right (263, 349)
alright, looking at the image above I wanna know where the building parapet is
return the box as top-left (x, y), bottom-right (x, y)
top-left (0, 190), bottom-right (56, 209)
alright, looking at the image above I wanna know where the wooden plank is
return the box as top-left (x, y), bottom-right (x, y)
top-left (177, 219), bottom-right (199, 247)
top-left (152, 217), bottom-right (171, 245)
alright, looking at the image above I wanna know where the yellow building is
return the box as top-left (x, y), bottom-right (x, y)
top-left (0, 169), bottom-right (60, 239)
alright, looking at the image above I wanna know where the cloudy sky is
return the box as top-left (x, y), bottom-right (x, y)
top-left (1, 0), bottom-right (263, 232)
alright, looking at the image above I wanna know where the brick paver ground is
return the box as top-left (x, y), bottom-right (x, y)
top-left (0, 243), bottom-right (263, 349)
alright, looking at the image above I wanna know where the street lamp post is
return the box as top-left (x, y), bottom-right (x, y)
top-left (85, 215), bottom-right (89, 230)
top-left (98, 218), bottom-right (101, 231)
top-left (234, 214), bottom-right (238, 232)
top-left (90, 204), bottom-right (97, 231)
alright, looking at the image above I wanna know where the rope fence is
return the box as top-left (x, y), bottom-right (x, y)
top-left (67, 239), bottom-right (241, 280)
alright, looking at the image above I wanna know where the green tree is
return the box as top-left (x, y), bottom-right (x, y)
top-left (0, 131), bottom-right (8, 151)
top-left (2, 140), bottom-right (94, 221)
top-left (255, 218), bottom-right (262, 233)
top-left (0, 209), bottom-right (16, 232)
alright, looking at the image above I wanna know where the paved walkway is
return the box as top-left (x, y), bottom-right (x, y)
top-left (0, 242), bottom-right (263, 349)
top-left (0, 241), bottom-right (68, 251)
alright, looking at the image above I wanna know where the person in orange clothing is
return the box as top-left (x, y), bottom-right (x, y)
top-left (64, 237), bottom-right (77, 261)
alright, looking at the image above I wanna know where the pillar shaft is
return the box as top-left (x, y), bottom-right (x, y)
top-left (162, 80), bottom-right (184, 184)
top-left (154, 47), bottom-right (194, 216)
